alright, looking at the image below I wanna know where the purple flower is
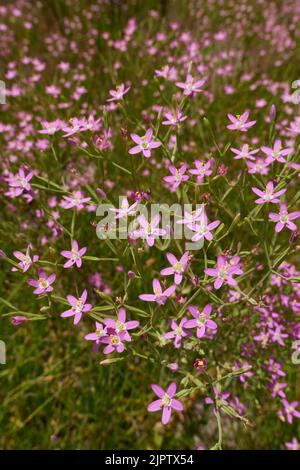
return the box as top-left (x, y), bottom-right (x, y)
top-left (176, 74), bottom-right (206, 96)
top-left (163, 164), bottom-right (189, 190)
top-left (11, 316), bottom-right (27, 326)
top-left (139, 279), bottom-right (176, 305)
top-left (132, 214), bottom-right (166, 247)
top-left (261, 139), bottom-right (293, 164)
top-left (61, 240), bottom-right (87, 268)
top-left (269, 203), bottom-right (300, 232)
top-left (227, 110), bottom-right (256, 131)
top-left (107, 83), bottom-right (130, 102)
top-left (160, 251), bottom-right (189, 285)
top-left (28, 269), bottom-right (56, 295)
top-left (188, 209), bottom-right (220, 242)
top-left (231, 144), bottom-right (259, 161)
top-left (205, 255), bottom-right (243, 289)
top-left (110, 197), bottom-right (138, 219)
top-left (12, 244), bottom-right (39, 272)
top-left (189, 159), bottom-right (213, 182)
top-left (162, 108), bottom-right (187, 126)
top-left (252, 181), bottom-right (286, 204)
top-left (129, 129), bottom-right (161, 158)
top-left (147, 383), bottom-right (183, 424)
top-left (100, 331), bottom-right (126, 354)
top-left (184, 304), bottom-right (217, 338)
top-left (85, 321), bottom-right (108, 352)
top-left (279, 399), bottom-right (300, 424)
top-left (61, 191), bottom-right (91, 210)
top-left (60, 289), bottom-right (92, 325)
top-left (103, 308), bottom-right (139, 342)
top-left (163, 317), bottom-right (190, 348)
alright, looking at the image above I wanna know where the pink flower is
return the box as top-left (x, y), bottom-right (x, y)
top-left (139, 278), bottom-right (176, 305)
top-left (147, 383), bottom-right (183, 424)
top-left (38, 119), bottom-right (62, 135)
top-left (155, 65), bottom-right (177, 80)
top-left (162, 108), bottom-right (187, 126)
top-left (160, 252), bottom-right (189, 285)
top-left (205, 255), bottom-right (243, 289)
top-left (61, 289), bottom-right (92, 325)
top-left (100, 331), bottom-right (126, 354)
top-left (12, 244), bottom-right (39, 272)
top-left (261, 139), bottom-right (293, 164)
top-left (110, 197), bottom-right (138, 219)
top-left (176, 74), bottom-right (206, 96)
top-left (227, 111), bottom-right (256, 131)
top-left (85, 322), bottom-right (108, 352)
top-left (269, 203), bottom-right (300, 232)
top-left (163, 163), bottom-right (189, 189)
top-left (11, 316), bottom-right (27, 326)
top-left (6, 168), bottom-right (33, 196)
top-left (103, 308), bottom-right (139, 342)
top-left (132, 214), bottom-right (166, 247)
top-left (252, 181), bottom-right (286, 204)
top-left (231, 144), bottom-right (259, 161)
top-left (279, 399), bottom-right (300, 424)
top-left (61, 191), bottom-right (91, 210)
top-left (188, 209), bottom-right (220, 242)
top-left (28, 269), bottom-right (56, 295)
top-left (189, 159), bottom-right (213, 182)
top-left (285, 438), bottom-right (300, 450)
top-left (129, 129), bottom-right (161, 158)
top-left (184, 304), bottom-right (217, 338)
top-left (176, 207), bottom-right (204, 226)
top-left (247, 158), bottom-right (270, 175)
top-left (61, 240), bottom-right (87, 268)
top-left (107, 83), bottom-right (130, 102)
top-left (163, 317), bottom-right (190, 348)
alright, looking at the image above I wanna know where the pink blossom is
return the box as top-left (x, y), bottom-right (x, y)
top-left (61, 240), bottom-right (87, 268)
top-left (100, 331), bottom-right (126, 354)
top-left (160, 251), bottom-right (189, 285)
top-left (231, 144), bottom-right (259, 161)
top-left (205, 255), bottom-right (243, 289)
top-left (261, 139), bottom-right (293, 164)
top-left (252, 181), bottom-right (286, 204)
top-left (279, 399), bottom-right (300, 424)
top-left (103, 308), bottom-right (139, 342)
top-left (269, 204), bottom-right (300, 232)
top-left (163, 317), bottom-right (190, 348)
top-left (147, 383), bottom-right (183, 424)
top-left (139, 278), bottom-right (176, 305)
top-left (27, 269), bottom-right (56, 295)
top-left (162, 108), bottom-right (187, 126)
top-left (184, 304), bottom-right (217, 338)
top-left (61, 289), bottom-right (92, 325)
top-left (176, 74), bottom-right (206, 96)
top-left (132, 214), bottom-right (166, 247)
top-left (227, 111), bottom-right (256, 131)
top-left (129, 129), bottom-right (161, 158)
top-left (163, 163), bottom-right (189, 189)
top-left (12, 244), bottom-right (39, 272)
top-left (107, 83), bottom-right (130, 102)
top-left (188, 208), bottom-right (220, 242)
top-left (85, 322), bottom-right (108, 352)
top-left (189, 159), bottom-right (213, 182)
top-left (6, 168), bottom-right (33, 197)
top-left (110, 197), bottom-right (138, 219)
top-left (61, 191), bottom-right (91, 210)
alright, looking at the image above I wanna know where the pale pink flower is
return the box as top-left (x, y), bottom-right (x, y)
top-left (103, 308), bottom-right (139, 342)
top-left (133, 214), bottom-right (166, 247)
top-left (163, 163), bottom-right (189, 189)
top-left (184, 304), bottom-right (217, 338)
top-left (205, 255), bottom-right (243, 289)
top-left (231, 144), bottom-right (259, 161)
top-left (261, 139), bottom-right (293, 164)
top-left (129, 129), bottom-right (161, 158)
top-left (227, 111), bottom-right (256, 131)
top-left (163, 317), bottom-right (190, 348)
top-left (27, 269), bottom-right (56, 295)
top-left (61, 289), bottom-right (92, 325)
top-left (176, 74), bottom-right (206, 96)
top-left (61, 240), bottom-right (87, 268)
top-left (107, 83), bottom-right (130, 102)
top-left (252, 181), bottom-right (286, 204)
top-left (12, 244), bottom-right (39, 272)
top-left (147, 383), bottom-right (183, 424)
top-left (139, 279), bottom-right (176, 305)
top-left (189, 159), bottom-right (213, 182)
top-left (160, 252), bottom-right (189, 285)
top-left (269, 203), bottom-right (300, 232)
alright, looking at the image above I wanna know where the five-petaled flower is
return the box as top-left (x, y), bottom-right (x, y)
top-left (160, 251), bottom-right (190, 285)
top-left (133, 214), bottom-right (166, 247)
top-left (252, 181), bottom-right (286, 204)
top-left (205, 255), bottom-right (243, 289)
top-left (107, 83), bottom-right (130, 102)
top-left (184, 304), bottom-right (217, 338)
top-left (61, 289), bottom-right (92, 325)
top-left (28, 269), bottom-right (56, 295)
top-left (176, 74), bottom-right (206, 96)
top-left (103, 308), bottom-right (139, 342)
top-left (12, 244), bottom-right (39, 272)
top-left (261, 139), bottom-right (293, 164)
top-left (61, 240), bottom-right (87, 268)
top-left (129, 129), bottom-right (161, 158)
top-left (227, 111), bottom-right (256, 131)
top-left (147, 383), bottom-right (183, 424)
top-left (269, 203), bottom-right (300, 232)
top-left (139, 279), bottom-right (176, 305)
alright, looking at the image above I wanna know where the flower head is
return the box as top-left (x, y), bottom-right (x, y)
top-left (147, 383), bottom-right (183, 424)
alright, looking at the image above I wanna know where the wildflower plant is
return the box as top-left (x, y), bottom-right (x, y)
top-left (0, 0), bottom-right (299, 452)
